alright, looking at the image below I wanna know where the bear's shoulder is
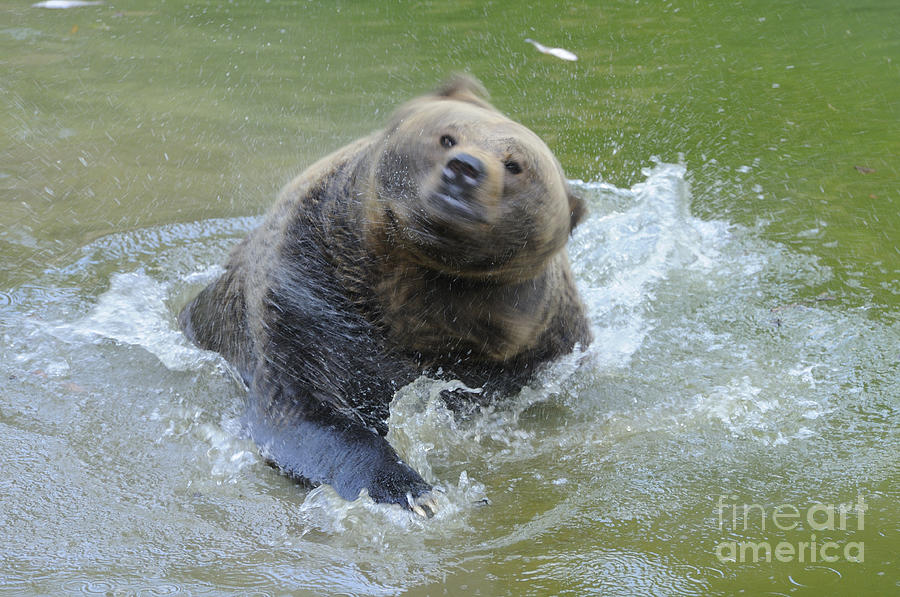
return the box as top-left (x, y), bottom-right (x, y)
top-left (276, 134), bottom-right (377, 209)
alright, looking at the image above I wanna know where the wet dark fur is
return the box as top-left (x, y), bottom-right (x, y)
top-left (179, 76), bottom-right (591, 512)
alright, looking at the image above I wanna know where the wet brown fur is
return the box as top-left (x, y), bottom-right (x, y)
top-left (179, 75), bottom-right (591, 512)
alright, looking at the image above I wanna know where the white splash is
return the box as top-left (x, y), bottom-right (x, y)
top-left (64, 270), bottom-right (218, 371)
top-left (32, 1), bottom-right (103, 8)
top-left (570, 163), bottom-right (730, 370)
top-left (688, 376), bottom-right (830, 446)
top-left (525, 38), bottom-right (578, 61)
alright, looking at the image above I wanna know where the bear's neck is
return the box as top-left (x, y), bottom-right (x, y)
top-left (370, 256), bottom-right (557, 364)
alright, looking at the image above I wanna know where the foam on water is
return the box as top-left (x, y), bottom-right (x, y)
top-left (564, 163), bottom-right (891, 448)
top-left (570, 162), bottom-right (730, 370)
top-left (62, 270), bottom-right (219, 371)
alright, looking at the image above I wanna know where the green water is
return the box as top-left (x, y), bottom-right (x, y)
top-left (1, 1), bottom-right (897, 595)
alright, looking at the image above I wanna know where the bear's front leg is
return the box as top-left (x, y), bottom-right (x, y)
top-left (246, 375), bottom-right (438, 518)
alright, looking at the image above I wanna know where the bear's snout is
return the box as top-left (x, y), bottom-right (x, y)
top-left (431, 152), bottom-right (491, 223)
top-left (442, 153), bottom-right (484, 190)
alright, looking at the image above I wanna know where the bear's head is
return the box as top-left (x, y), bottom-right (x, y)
top-left (366, 75), bottom-right (585, 283)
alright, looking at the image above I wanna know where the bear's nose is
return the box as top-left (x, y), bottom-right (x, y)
top-left (442, 153), bottom-right (484, 188)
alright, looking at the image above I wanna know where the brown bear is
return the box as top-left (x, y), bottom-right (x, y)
top-left (179, 75), bottom-right (591, 517)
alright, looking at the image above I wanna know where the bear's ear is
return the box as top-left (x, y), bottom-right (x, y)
top-left (568, 187), bottom-right (587, 231)
top-left (433, 74), bottom-right (494, 110)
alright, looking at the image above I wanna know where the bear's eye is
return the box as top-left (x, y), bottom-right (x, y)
top-left (439, 134), bottom-right (457, 149)
top-left (504, 160), bottom-right (523, 175)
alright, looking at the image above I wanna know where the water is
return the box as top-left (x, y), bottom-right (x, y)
top-left (2, 1), bottom-right (897, 595)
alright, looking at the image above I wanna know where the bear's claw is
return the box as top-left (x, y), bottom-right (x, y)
top-left (407, 491), bottom-right (439, 518)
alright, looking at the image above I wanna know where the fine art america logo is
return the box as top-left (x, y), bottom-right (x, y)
top-left (715, 495), bottom-right (866, 563)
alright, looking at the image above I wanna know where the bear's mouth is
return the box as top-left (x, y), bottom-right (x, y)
top-left (418, 183), bottom-right (494, 251)
top-left (429, 190), bottom-right (485, 223)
